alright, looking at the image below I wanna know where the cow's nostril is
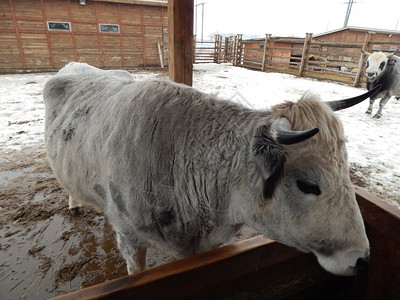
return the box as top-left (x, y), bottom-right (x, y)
top-left (355, 257), bottom-right (369, 273)
top-left (367, 72), bottom-right (375, 78)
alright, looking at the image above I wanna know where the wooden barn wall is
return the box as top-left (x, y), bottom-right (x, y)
top-left (0, 0), bottom-right (167, 70)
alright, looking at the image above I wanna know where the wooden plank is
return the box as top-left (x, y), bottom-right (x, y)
top-left (8, 0), bottom-right (26, 68)
top-left (354, 33), bottom-right (373, 87)
top-left (168, 0), bottom-right (193, 86)
top-left (50, 236), bottom-right (308, 300)
top-left (354, 185), bottom-right (400, 300)
top-left (355, 185), bottom-right (400, 244)
top-left (299, 33), bottom-right (312, 77)
top-left (157, 42), bottom-right (163, 68)
top-left (310, 41), bottom-right (362, 48)
top-left (91, 0), bottom-right (168, 7)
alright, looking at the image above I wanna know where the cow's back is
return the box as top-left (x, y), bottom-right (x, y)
top-left (44, 64), bottom-right (139, 211)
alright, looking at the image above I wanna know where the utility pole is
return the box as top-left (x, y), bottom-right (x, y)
top-left (343, 0), bottom-right (355, 28)
top-left (195, 1), bottom-right (205, 42)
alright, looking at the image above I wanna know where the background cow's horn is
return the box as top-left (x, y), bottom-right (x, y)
top-left (387, 50), bottom-right (398, 58)
top-left (361, 49), bottom-right (372, 56)
top-left (273, 118), bottom-right (319, 145)
top-left (326, 84), bottom-right (381, 111)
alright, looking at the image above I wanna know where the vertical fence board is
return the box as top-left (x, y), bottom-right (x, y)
top-left (299, 33), bottom-right (313, 77)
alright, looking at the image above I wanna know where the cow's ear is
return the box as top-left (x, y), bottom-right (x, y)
top-left (388, 59), bottom-right (396, 65)
top-left (252, 125), bottom-right (287, 199)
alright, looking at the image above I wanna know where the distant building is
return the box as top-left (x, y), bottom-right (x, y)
top-left (0, 0), bottom-right (168, 71)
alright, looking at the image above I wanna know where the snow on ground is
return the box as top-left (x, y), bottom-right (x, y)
top-left (1, 63), bottom-right (399, 208)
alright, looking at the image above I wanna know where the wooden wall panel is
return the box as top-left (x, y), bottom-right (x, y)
top-left (0, 19), bottom-right (14, 30)
top-left (0, 1), bottom-right (12, 17)
top-left (17, 20), bottom-right (46, 31)
top-left (120, 4), bottom-right (142, 24)
top-left (1, 0), bottom-right (167, 70)
top-left (123, 36), bottom-right (143, 66)
top-left (75, 34), bottom-right (101, 66)
top-left (143, 6), bottom-right (162, 24)
top-left (49, 33), bottom-right (74, 52)
top-left (0, 33), bottom-right (23, 68)
top-left (145, 25), bottom-right (162, 37)
top-left (12, 0), bottom-right (42, 18)
top-left (101, 35), bottom-right (122, 66)
top-left (70, 4), bottom-right (96, 22)
top-left (96, 2), bottom-right (119, 23)
top-left (144, 26), bottom-right (162, 65)
top-left (73, 23), bottom-right (97, 33)
top-left (121, 24), bottom-right (142, 35)
top-left (43, 0), bottom-right (69, 20)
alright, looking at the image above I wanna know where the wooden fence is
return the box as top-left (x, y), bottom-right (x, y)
top-left (194, 34), bottom-right (242, 65)
top-left (206, 33), bottom-right (400, 87)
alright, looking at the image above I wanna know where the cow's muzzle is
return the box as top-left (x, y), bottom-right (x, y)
top-left (366, 72), bottom-right (377, 80)
top-left (355, 257), bottom-right (369, 274)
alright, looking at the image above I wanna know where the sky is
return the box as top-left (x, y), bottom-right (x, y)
top-left (195, 0), bottom-right (400, 39)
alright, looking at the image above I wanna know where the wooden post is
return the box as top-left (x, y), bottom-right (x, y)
top-left (354, 32), bottom-right (374, 87)
top-left (261, 33), bottom-right (272, 71)
top-left (168, 0), bottom-right (193, 86)
top-left (217, 35), bottom-right (223, 63)
top-left (236, 34), bottom-right (243, 66)
top-left (232, 35), bottom-right (237, 66)
top-left (157, 42), bottom-right (164, 68)
top-left (193, 35), bottom-right (197, 64)
top-left (224, 37), bottom-right (229, 63)
top-left (299, 33), bottom-right (313, 77)
top-left (214, 34), bottom-right (219, 63)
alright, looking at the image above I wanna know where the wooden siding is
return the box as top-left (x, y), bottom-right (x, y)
top-left (0, 0), bottom-right (167, 71)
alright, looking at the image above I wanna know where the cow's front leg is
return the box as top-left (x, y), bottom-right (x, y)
top-left (365, 98), bottom-right (375, 115)
top-left (116, 232), bottom-right (147, 274)
top-left (68, 196), bottom-right (82, 216)
top-left (374, 95), bottom-right (391, 118)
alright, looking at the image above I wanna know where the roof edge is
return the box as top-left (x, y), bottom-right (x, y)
top-left (314, 26), bottom-right (400, 38)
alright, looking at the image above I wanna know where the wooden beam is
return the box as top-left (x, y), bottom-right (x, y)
top-left (353, 32), bottom-right (374, 87)
top-left (168, 0), bottom-right (193, 86)
top-left (299, 33), bottom-right (313, 77)
top-left (261, 33), bottom-right (272, 71)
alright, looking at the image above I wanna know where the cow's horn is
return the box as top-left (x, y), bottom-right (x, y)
top-left (361, 49), bottom-right (372, 56)
top-left (326, 84), bottom-right (381, 111)
top-left (273, 118), bottom-right (319, 145)
top-left (387, 50), bottom-right (398, 58)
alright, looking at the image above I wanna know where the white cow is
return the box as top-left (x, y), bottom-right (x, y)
top-left (363, 50), bottom-right (400, 118)
top-left (44, 62), bottom-right (378, 276)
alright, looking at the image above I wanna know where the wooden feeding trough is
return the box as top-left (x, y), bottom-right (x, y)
top-left (50, 186), bottom-right (400, 300)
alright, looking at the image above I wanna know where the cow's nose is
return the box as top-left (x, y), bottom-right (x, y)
top-left (367, 72), bottom-right (375, 78)
top-left (355, 257), bottom-right (369, 273)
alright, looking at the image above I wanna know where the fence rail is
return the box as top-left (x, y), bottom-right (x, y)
top-left (198, 33), bottom-right (400, 87)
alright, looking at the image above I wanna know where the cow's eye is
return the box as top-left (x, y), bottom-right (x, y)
top-left (297, 180), bottom-right (321, 195)
top-left (379, 61), bottom-right (386, 70)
